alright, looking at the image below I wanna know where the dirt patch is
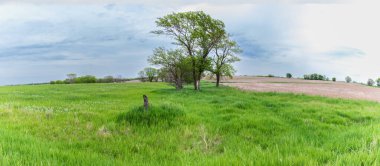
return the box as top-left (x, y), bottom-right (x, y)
top-left (222, 76), bottom-right (380, 102)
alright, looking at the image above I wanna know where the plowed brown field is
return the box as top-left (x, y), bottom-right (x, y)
top-left (222, 76), bottom-right (380, 102)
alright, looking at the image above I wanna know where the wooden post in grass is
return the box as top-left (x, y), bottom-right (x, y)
top-left (143, 95), bottom-right (149, 111)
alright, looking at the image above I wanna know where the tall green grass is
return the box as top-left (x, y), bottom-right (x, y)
top-left (117, 103), bottom-right (185, 126)
top-left (0, 82), bottom-right (378, 165)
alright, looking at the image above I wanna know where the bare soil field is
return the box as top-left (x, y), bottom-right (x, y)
top-left (222, 76), bottom-right (380, 102)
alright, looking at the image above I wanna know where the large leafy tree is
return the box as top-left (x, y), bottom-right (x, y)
top-left (211, 36), bottom-right (241, 87)
top-left (153, 11), bottom-right (226, 90)
top-left (148, 47), bottom-right (191, 89)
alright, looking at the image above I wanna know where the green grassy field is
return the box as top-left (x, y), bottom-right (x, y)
top-left (0, 82), bottom-right (379, 165)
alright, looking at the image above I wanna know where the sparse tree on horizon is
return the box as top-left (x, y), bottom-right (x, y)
top-left (286, 73), bottom-right (292, 78)
top-left (368, 79), bottom-right (375, 86)
top-left (345, 76), bottom-right (352, 83)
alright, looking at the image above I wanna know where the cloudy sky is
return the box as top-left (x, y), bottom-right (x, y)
top-left (0, 0), bottom-right (379, 85)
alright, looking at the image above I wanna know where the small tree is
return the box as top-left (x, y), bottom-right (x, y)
top-left (66, 73), bottom-right (77, 84)
top-left (103, 76), bottom-right (114, 83)
top-left (377, 78), bottom-right (380, 87)
top-left (138, 68), bottom-right (158, 82)
top-left (368, 79), bottom-right (375, 86)
top-left (138, 70), bottom-right (146, 82)
top-left (211, 36), bottom-right (241, 87)
top-left (286, 73), bottom-right (292, 78)
top-left (144, 67), bottom-right (158, 82)
top-left (332, 77), bottom-right (336, 82)
top-left (345, 76), bottom-right (352, 83)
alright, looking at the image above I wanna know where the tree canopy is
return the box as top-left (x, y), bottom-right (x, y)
top-left (153, 11), bottom-right (227, 90)
top-left (211, 36), bottom-right (241, 87)
top-left (148, 47), bottom-right (191, 89)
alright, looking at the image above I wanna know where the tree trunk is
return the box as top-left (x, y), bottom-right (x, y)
top-left (192, 65), bottom-right (198, 90)
top-left (175, 78), bottom-right (183, 90)
top-left (216, 74), bottom-right (220, 87)
top-left (196, 70), bottom-right (203, 90)
top-left (143, 95), bottom-right (149, 111)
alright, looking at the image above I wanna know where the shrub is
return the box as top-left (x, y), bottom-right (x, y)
top-left (268, 74), bottom-right (275, 77)
top-left (102, 76), bottom-right (114, 83)
top-left (367, 79), bottom-right (375, 86)
top-left (117, 103), bottom-right (185, 126)
top-left (50, 80), bottom-right (65, 84)
top-left (286, 73), bottom-right (292, 78)
top-left (75, 75), bottom-right (96, 83)
top-left (377, 78), bottom-right (380, 87)
top-left (332, 77), bottom-right (336, 82)
top-left (345, 76), bottom-right (352, 83)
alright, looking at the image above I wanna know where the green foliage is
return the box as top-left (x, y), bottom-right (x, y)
top-left (0, 82), bottom-right (379, 165)
top-left (210, 36), bottom-right (241, 87)
top-left (138, 70), bottom-right (146, 82)
top-left (138, 67), bottom-right (158, 82)
top-left (74, 75), bottom-right (97, 83)
top-left (66, 73), bottom-right (77, 84)
top-left (153, 11), bottom-right (227, 90)
top-left (268, 74), bottom-right (275, 77)
top-left (376, 78), bottom-right (380, 87)
top-left (345, 76), bottom-right (352, 83)
top-left (117, 103), bottom-right (185, 126)
top-left (51, 74), bottom-right (132, 84)
top-left (97, 76), bottom-right (114, 83)
top-left (332, 77), bottom-right (336, 82)
top-left (49, 80), bottom-right (65, 84)
top-left (286, 73), bottom-right (292, 78)
top-left (304, 73), bottom-right (328, 81)
top-left (148, 48), bottom-right (192, 89)
top-left (367, 79), bottom-right (375, 86)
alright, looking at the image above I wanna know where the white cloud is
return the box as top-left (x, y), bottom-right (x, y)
top-left (292, 2), bottom-right (380, 81)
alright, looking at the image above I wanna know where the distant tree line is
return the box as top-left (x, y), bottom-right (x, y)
top-left (299, 73), bottom-right (380, 87)
top-left (367, 78), bottom-right (380, 87)
top-left (303, 73), bottom-right (329, 81)
top-left (138, 11), bottom-right (242, 90)
top-left (50, 73), bottom-right (133, 84)
top-left (345, 76), bottom-right (380, 87)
